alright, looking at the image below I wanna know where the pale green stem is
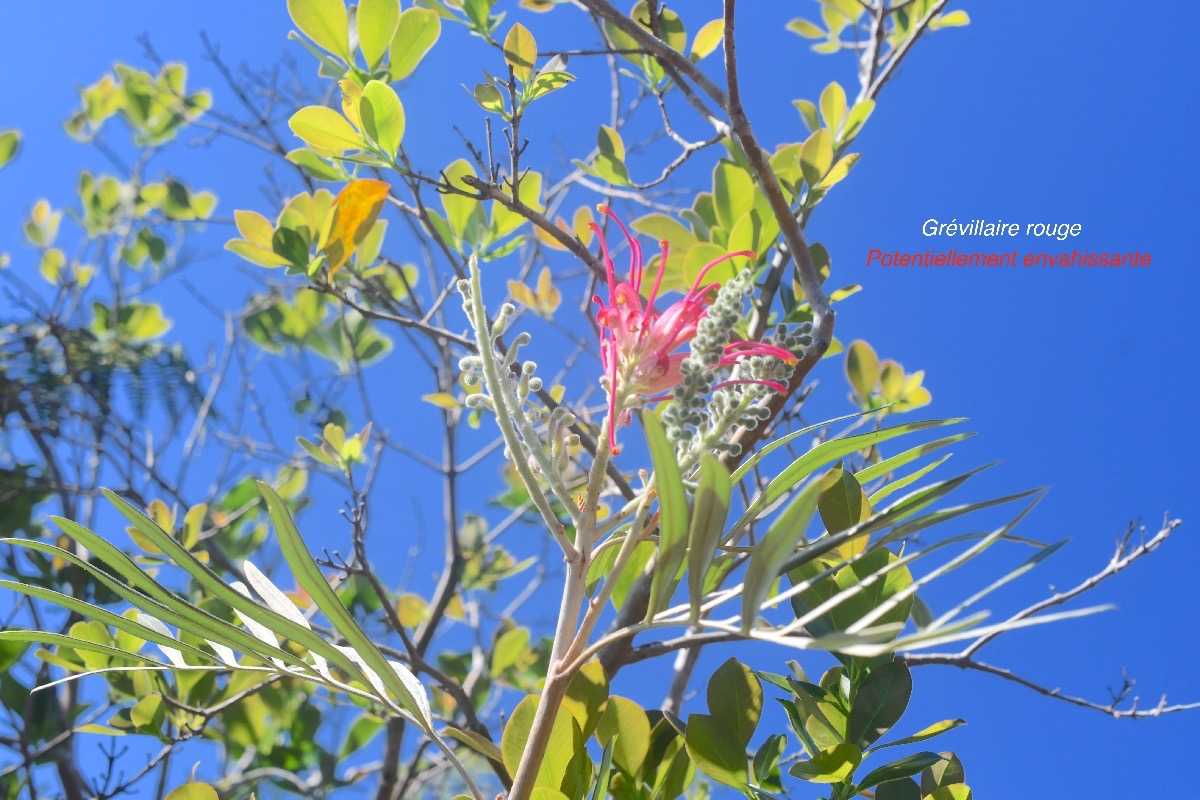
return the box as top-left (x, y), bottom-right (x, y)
top-left (463, 261), bottom-right (576, 557)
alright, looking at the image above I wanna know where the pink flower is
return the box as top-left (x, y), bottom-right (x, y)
top-left (591, 205), bottom-right (796, 455)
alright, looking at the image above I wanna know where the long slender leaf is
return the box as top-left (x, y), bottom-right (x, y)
top-left (643, 413), bottom-right (689, 621)
top-left (730, 420), bottom-right (964, 537)
top-left (0, 581), bottom-right (212, 663)
top-left (258, 482), bottom-right (432, 728)
top-left (868, 456), bottom-right (952, 504)
top-left (732, 411), bottom-right (870, 484)
top-left (742, 481), bottom-right (821, 633)
top-left (0, 630), bottom-right (169, 669)
top-left (856, 433), bottom-right (974, 485)
top-left (101, 489), bottom-right (365, 682)
top-left (6, 535), bottom-right (299, 671)
top-left (688, 455), bottom-right (732, 622)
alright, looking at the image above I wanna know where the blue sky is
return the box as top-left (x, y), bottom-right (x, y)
top-left (1, 2), bottom-right (1197, 798)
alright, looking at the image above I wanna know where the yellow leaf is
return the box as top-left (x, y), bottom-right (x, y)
top-left (422, 392), bottom-right (461, 411)
top-left (535, 266), bottom-right (561, 315)
top-left (573, 206), bottom-right (594, 246)
top-left (397, 593), bottom-right (429, 627)
top-left (234, 210), bottom-right (275, 248)
top-left (508, 279), bottom-right (537, 309)
top-left (339, 79), bottom-right (364, 132)
top-left (322, 179), bottom-right (391, 277)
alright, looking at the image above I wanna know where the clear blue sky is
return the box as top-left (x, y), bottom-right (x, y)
top-left (1, 2), bottom-right (1197, 797)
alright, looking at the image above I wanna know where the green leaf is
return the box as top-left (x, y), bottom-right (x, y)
top-left (357, 0), bottom-right (400, 68)
top-left (857, 751), bottom-right (944, 792)
top-left (474, 82), bottom-right (506, 115)
top-left (817, 464), bottom-right (873, 558)
top-left (563, 659), bottom-right (609, 738)
top-left (596, 696), bottom-right (651, 776)
top-left (819, 81), bottom-right (847, 134)
top-left (389, 8), bottom-right (441, 80)
top-left (0, 130), bottom-right (19, 169)
top-left (288, 0), bottom-right (352, 61)
top-left (872, 719), bottom-right (966, 752)
top-left (925, 785), bottom-right (972, 800)
top-left (504, 23), bottom-right (538, 83)
top-left (856, 433), bottom-right (973, 486)
top-left (164, 783), bottom-right (219, 800)
top-left (6, 534), bottom-right (296, 670)
top-left (340, 713), bottom-right (385, 758)
top-left (440, 159), bottom-right (479, 242)
top-left (741, 480), bottom-right (821, 633)
top-left (286, 148), bottom-right (346, 181)
top-left (713, 161), bottom-right (754, 231)
top-left (708, 658), bottom-right (762, 746)
top-left (731, 419), bottom-right (964, 532)
top-left (0, 581), bottom-right (211, 665)
top-left (491, 626), bottom-right (531, 676)
top-left (875, 777), bottom-right (922, 800)
top-left (799, 128), bottom-right (833, 189)
top-left (794, 99), bottom-right (821, 132)
top-left (273, 227), bottom-right (311, 269)
top-left (360, 80), bottom-right (405, 159)
top-left (289, 106), bottom-right (364, 152)
top-left (752, 732), bottom-right (787, 787)
top-left (643, 411), bottom-right (688, 621)
top-left (503, 695), bottom-right (581, 790)
top-left (787, 742), bottom-right (861, 783)
top-left (589, 738), bottom-right (615, 800)
top-left (685, 713), bottom-right (747, 790)
top-left (259, 482), bottom-right (432, 728)
top-left (922, 753), bottom-right (965, 793)
top-left (846, 661), bottom-right (911, 748)
top-left (842, 99), bottom-right (875, 142)
top-left (688, 455), bottom-right (732, 621)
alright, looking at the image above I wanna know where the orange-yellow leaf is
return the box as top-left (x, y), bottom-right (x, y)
top-left (322, 179), bottom-right (391, 278)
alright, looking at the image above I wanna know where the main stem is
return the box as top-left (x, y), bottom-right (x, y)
top-left (506, 554), bottom-right (588, 800)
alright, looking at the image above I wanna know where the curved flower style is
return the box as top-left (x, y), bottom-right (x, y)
top-left (591, 205), bottom-right (796, 454)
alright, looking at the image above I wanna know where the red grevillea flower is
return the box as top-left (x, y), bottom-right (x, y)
top-left (591, 205), bottom-right (796, 455)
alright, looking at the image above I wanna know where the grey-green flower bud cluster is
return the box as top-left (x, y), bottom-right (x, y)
top-left (662, 270), bottom-right (753, 448)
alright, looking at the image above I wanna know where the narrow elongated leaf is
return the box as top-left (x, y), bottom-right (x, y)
top-left (0, 630), bottom-right (167, 668)
top-left (742, 479), bottom-right (822, 632)
top-left (869, 456), bottom-right (953, 504)
top-left (856, 433), bottom-right (973, 485)
top-left (0, 581), bottom-right (213, 663)
top-left (643, 412), bottom-right (688, 621)
top-left (688, 455), bottom-right (732, 621)
top-left (871, 719), bottom-right (965, 752)
top-left (100, 490), bottom-right (365, 682)
top-left (9, 533), bottom-right (298, 670)
top-left (259, 482), bottom-right (431, 727)
top-left (732, 411), bottom-right (869, 484)
top-left (730, 420), bottom-right (963, 535)
top-left (589, 738), bottom-right (616, 800)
